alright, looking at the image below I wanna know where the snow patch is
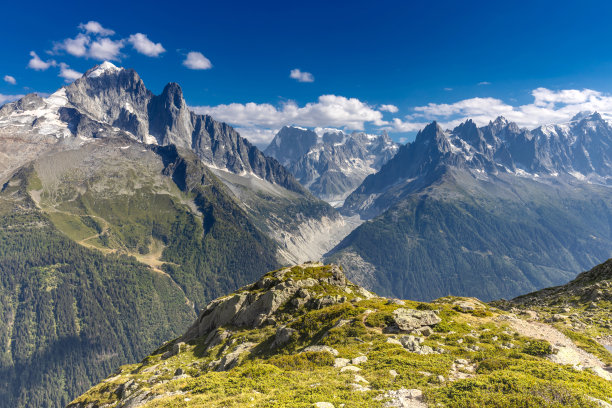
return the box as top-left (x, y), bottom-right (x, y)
top-left (569, 171), bottom-right (586, 181)
top-left (87, 61), bottom-right (122, 78)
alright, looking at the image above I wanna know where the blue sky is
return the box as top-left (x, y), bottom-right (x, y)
top-left (3, 0), bottom-right (612, 145)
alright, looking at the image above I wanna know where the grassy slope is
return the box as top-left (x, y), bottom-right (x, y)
top-left (0, 142), bottom-right (282, 408)
top-left (69, 265), bottom-right (612, 408)
top-left (497, 258), bottom-right (612, 366)
top-left (0, 174), bottom-right (195, 408)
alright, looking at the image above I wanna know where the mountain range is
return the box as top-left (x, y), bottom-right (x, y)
top-left (2, 61), bottom-right (612, 407)
top-left (0, 62), bottom-right (350, 408)
top-left (328, 114), bottom-right (612, 301)
top-left (264, 126), bottom-right (398, 204)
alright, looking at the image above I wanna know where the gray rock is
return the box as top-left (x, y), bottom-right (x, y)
top-left (392, 308), bottom-right (441, 332)
top-left (377, 388), bottom-right (426, 408)
top-left (351, 355), bottom-right (368, 365)
top-left (417, 326), bottom-right (433, 337)
top-left (272, 326), bottom-right (297, 349)
top-left (386, 337), bottom-right (403, 345)
top-left (313, 403), bottom-right (335, 408)
top-left (161, 342), bottom-right (186, 359)
top-left (454, 302), bottom-right (475, 312)
top-left (354, 374), bottom-right (369, 384)
top-left (334, 358), bottom-right (351, 368)
top-left (214, 342), bottom-right (255, 371)
top-left (303, 345), bottom-right (339, 356)
top-left (340, 365), bottom-right (361, 372)
top-left (400, 335), bottom-right (436, 354)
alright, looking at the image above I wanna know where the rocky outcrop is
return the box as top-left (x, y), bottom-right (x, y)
top-left (180, 263), bottom-right (358, 343)
top-left (67, 263), bottom-right (612, 408)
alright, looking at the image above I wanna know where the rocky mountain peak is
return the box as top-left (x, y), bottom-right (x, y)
top-left (454, 119), bottom-right (483, 147)
top-left (571, 110), bottom-right (596, 122)
top-left (415, 121), bottom-right (445, 144)
top-left (489, 116), bottom-right (510, 132)
top-left (264, 126), bottom-right (319, 166)
top-left (322, 130), bottom-right (345, 144)
top-left (160, 82), bottom-right (185, 109)
top-left (84, 61), bottom-right (123, 78)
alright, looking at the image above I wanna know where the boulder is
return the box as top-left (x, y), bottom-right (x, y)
top-left (161, 341), bottom-right (186, 359)
top-left (271, 326), bottom-right (296, 349)
top-left (377, 388), bottom-right (426, 408)
top-left (392, 308), bottom-right (441, 332)
top-left (214, 342), bottom-right (255, 371)
top-left (400, 335), bottom-right (435, 354)
top-left (340, 365), bottom-right (361, 372)
top-left (334, 358), bottom-right (351, 368)
top-left (303, 345), bottom-right (339, 356)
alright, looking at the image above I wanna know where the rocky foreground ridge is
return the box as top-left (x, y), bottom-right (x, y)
top-left (69, 263), bottom-right (612, 408)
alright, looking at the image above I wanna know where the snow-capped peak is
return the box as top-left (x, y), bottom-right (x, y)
top-left (86, 61), bottom-right (122, 78)
top-left (570, 111), bottom-right (594, 122)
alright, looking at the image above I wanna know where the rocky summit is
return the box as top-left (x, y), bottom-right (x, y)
top-left (69, 263), bottom-right (612, 408)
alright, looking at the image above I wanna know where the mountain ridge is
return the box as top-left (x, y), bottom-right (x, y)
top-left (265, 126), bottom-right (399, 203)
top-left (327, 114), bottom-right (612, 301)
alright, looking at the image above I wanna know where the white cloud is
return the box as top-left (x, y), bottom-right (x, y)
top-left (0, 94), bottom-right (24, 105)
top-left (478, 81), bottom-right (491, 86)
top-left (290, 69), bottom-right (314, 83)
top-left (444, 87), bottom-right (453, 91)
top-left (531, 87), bottom-right (601, 107)
top-left (183, 51), bottom-right (212, 70)
top-left (314, 127), bottom-right (344, 137)
top-left (189, 86), bottom-right (612, 144)
top-left (3, 75), bottom-right (16, 85)
top-left (88, 38), bottom-right (124, 60)
top-left (27, 51), bottom-right (56, 71)
top-left (58, 63), bottom-right (82, 83)
top-left (128, 33), bottom-right (165, 57)
top-left (379, 104), bottom-right (399, 113)
top-left (191, 94), bottom-right (388, 144)
top-left (401, 88), bottom-right (612, 131)
top-left (193, 95), bottom-right (386, 129)
top-left (79, 21), bottom-right (115, 36)
top-left (54, 33), bottom-right (89, 57)
top-left (386, 118), bottom-right (429, 132)
top-left (234, 127), bottom-right (279, 146)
